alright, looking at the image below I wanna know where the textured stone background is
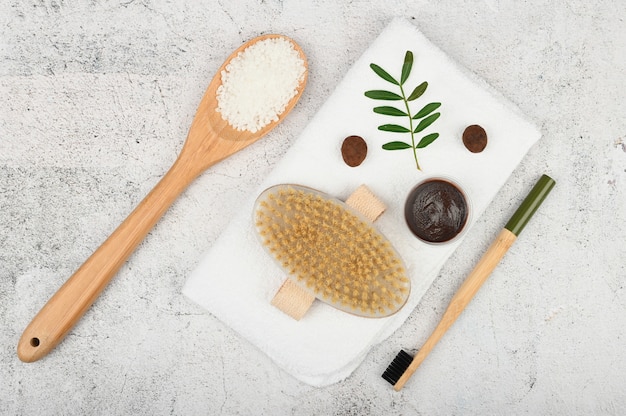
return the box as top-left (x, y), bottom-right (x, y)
top-left (1, 0), bottom-right (625, 414)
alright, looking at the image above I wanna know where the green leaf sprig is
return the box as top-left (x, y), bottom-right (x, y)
top-left (365, 51), bottom-right (441, 170)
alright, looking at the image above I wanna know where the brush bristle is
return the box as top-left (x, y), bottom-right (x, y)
top-left (382, 349), bottom-right (413, 386)
top-left (254, 185), bottom-right (410, 318)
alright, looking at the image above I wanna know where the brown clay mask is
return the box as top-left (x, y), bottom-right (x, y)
top-left (404, 178), bottom-right (469, 243)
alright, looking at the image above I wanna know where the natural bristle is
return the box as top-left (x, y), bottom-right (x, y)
top-left (382, 350), bottom-right (414, 386)
top-left (254, 185), bottom-right (410, 318)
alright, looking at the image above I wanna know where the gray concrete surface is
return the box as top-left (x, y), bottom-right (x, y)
top-left (1, 1), bottom-right (625, 414)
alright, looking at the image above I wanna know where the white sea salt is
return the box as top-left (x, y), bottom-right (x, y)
top-left (216, 37), bottom-right (306, 133)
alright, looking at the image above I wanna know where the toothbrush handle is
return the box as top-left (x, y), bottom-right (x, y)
top-left (393, 174), bottom-right (555, 391)
top-left (17, 155), bottom-right (199, 363)
top-left (393, 228), bottom-right (516, 391)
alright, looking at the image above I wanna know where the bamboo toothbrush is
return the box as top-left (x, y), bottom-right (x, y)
top-left (17, 35), bottom-right (308, 363)
top-left (382, 174), bottom-right (555, 391)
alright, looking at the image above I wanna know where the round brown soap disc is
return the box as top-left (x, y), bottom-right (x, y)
top-left (341, 135), bottom-right (367, 167)
top-left (462, 124), bottom-right (488, 153)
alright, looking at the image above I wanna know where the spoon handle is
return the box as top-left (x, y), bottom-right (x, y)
top-left (17, 155), bottom-right (199, 362)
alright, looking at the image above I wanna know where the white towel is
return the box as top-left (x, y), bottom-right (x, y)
top-left (182, 17), bottom-right (541, 386)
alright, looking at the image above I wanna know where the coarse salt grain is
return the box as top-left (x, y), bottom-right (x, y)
top-left (216, 37), bottom-right (306, 133)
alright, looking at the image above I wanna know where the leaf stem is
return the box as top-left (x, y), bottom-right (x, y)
top-left (399, 83), bottom-right (421, 170)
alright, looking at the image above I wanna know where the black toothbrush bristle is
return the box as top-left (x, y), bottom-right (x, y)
top-left (382, 349), bottom-right (414, 385)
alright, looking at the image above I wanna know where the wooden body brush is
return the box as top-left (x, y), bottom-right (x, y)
top-left (383, 174), bottom-right (555, 390)
top-left (254, 184), bottom-right (411, 318)
top-left (17, 34), bottom-right (308, 363)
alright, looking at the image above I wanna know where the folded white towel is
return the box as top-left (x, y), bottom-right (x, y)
top-left (183, 17), bottom-right (541, 386)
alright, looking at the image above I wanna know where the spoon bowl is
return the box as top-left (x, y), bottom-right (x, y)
top-left (17, 34), bottom-right (307, 363)
top-left (184, 34), bottom-right (308, 171)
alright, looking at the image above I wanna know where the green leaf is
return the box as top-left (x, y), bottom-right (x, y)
top-left (365, 90), bottom-right (403, 100)
top-left (379, 124), bottom-right (411, 133)
top-left (413, 112), bottom-right (440, 133)
top-left (413, 102), bottom-right (441, 119)
top-left (401, 51), bottom-right (413, 85)
top-left (407, 82), bottom-right (428, 101)
top-left (373, 106), bottom-right (407, 117)
top-left (370, 64), bottom-right (399, 85)
top-left (383, 141), bottom-right (412, 150)
top-left (416, 133), bottom-right (439, 148)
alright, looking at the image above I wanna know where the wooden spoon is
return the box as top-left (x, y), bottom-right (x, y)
top-left (17, 34), bottom-right (308, 363)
